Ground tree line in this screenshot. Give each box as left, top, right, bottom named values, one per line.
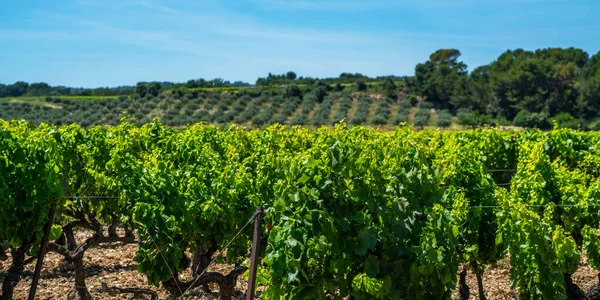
left=409, top=47, right=600, bottom=128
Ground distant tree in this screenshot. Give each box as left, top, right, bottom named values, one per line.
left=314, top=87, right=327, bottom=103
left=406, top=94, right=418, bottom=106
left=394, top=111, right=410, bottom=125
left=398, top=100, right=413, bottom=110
left=6, top=81, right=29, bottom=97
left=436, top=109, right=453, bottom=127
left=356, top=80, right=367, bottom=92
left=135, top=82, right=148, bottom=97
left=413, top=109, right=430, bottom=128
left=186, top=79, right=199, bottom=88
left=27, top=82, right=51, bottom=96
left=485, top=48, right=589, bottom=119
left=286, top=71, right=297, bottom=80
left=414, top=49, right=467, bottom=108
left=382, top=78, right=397, bottom=99
left=283, top=84, right=302, bottom=98
left=148, top=82, right=162, bottom=97
left=79, top=89, right=92, bottom=96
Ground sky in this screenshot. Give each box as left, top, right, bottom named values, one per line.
left=0, top=0, right=598, bottom=88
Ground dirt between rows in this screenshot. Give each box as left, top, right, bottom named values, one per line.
left=2, top=229, right=599, bottom=299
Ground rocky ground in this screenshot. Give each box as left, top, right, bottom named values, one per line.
left=1, top=229, right=599, bottom=299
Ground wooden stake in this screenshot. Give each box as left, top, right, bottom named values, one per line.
left=28, top=206, right=56, bottom=300
left=246, top=206, right=264, bottom=300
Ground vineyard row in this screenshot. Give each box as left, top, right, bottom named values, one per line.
left=1, top=120, right=600, bottom=299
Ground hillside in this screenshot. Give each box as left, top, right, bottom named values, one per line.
left=0, top=86, right=432, bottom=129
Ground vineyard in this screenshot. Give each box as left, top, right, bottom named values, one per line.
left=2, top=119, right=600, bottom=299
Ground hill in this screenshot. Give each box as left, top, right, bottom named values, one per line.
left=0, top=82, right=422, bottom=129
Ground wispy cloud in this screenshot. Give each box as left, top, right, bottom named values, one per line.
left=68, top=0, right=375, bottom=45
left=0, top=29, right=77, bottom=41
left=251, top=0, right=400, bottom=11
left=137, top=1, right=182, bottom=14
left=252, top=0, right=483, bottom=11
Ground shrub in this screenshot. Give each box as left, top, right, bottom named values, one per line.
left=314, top=86, right=327, bottom=103
left=407, top=95, right=418, bottom=106
left=418, top=101, right=434, bottom=109
left=457, top=109, right=495, bottom=127
left=394, top=113, right=409, bottom=125
left=283, top=84, right=302, bottom=98
left=436, top=110, right=452, bottom=127
left=356, top=81, right=367, bottom=92
left=550, top=112, right=580, bottom=129
left=399, top=100, right=413, bottom=110
left=513, top=110, right=549, bottom=129
left=413, top=109, right=430, bottom=128
left=371, top=114, right=388, bottom=125
left=588, top=118, right=600, bottom=131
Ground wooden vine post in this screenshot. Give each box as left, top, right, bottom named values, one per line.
left=246, top=206, right=264, bottom=300
left=28, top=205, right=56, bottom=300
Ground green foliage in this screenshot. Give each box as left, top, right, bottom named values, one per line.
left=283, top=84, right=302, bottom=98
left=436, top=109, right=452, bottom=127
left=286, top=71, right=297, bottom=80
left=588, top=118, right=600, bottom=131
left=550, top=112, right=580, bottom=129
left=350, top=96, right=372, bottom=125
left=457, top=108, right=494, bottom=127
left=407, top=94, right=418, bottom=106
left=398, top=99, right=413, bottom=110
left=382, top=78, right=397, bottom=99
left=414, top=49, right=467, bottom=108
left=332, top=96, right=352, bottom=124
left=413, top=108, right=430, bottom=127
left=393, top=109, right=410, bottom=125
left=356, top=80, right=367, bottom=92
left=1, top=120, right=600, bottom=299
left=513, top=110, right=550, bottom=129
left=418, top=101, right=434, bottom=109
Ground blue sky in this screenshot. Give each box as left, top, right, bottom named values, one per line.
left=0, top=0, right=598, bottom=87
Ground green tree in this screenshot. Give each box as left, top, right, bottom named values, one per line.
left=6, top=81, right=29, bottom=97
left=147, top=82, right=162, bottom=97
left=283, top=84, right=302, bottom=98
left=382, top=78, right=397, bottom=99
left=356, top=80, right=367, bottom=91
left=436, top=109, right=452, bottom=127
left=413, top=108, right=430, bottom=128
left=487, top=48, right=588, bottom=119
left=414, top=49, right=467, bottom=109
left=286, top=71, right=297, bottom=80
left=578, top=51, right=600, bottom=118
left=135, top=82, right=148, bottom=97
